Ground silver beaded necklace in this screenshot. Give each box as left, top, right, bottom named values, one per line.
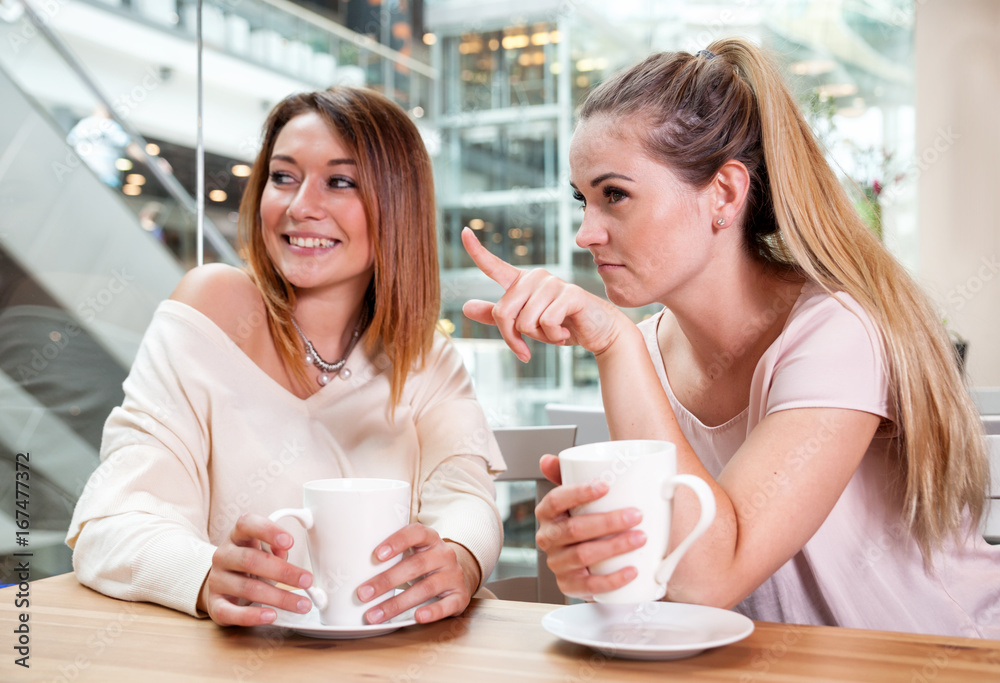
left=290, top=316, right=361, bottom=386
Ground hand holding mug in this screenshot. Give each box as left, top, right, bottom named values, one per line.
left=199, top=513, right=315, bottom=627
left=536, top=440, right=715, bottom=603
left=354, top=524, right=480, bottom=625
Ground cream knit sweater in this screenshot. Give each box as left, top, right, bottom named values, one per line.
left=67, top=300, right=505, bottom=616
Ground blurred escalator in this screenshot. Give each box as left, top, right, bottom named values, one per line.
left=0, top=3, right=235, bottom=581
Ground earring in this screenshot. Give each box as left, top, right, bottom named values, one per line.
left=716, top=218, right=726, bottom=226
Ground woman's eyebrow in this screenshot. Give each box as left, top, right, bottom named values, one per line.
left=269, top=155, right=356, bottom=166
left=590, top=172, right=635, bottom=187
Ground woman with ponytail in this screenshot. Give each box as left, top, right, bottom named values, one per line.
left=462, top=38, right=999, bottom=636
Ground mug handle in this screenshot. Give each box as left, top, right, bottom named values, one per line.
left=267, top=508, right=329, bottom=611
left=653, top=474, right=717, bottom=587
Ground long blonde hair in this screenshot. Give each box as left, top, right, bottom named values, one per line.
left=239, top=87, right=439, bottom=407
left=580, top=39, right=988, bottom=561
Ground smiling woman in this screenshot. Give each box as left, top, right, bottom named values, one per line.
left=66, top=87, right=506, bottom=632
left=257, top=111, right=375, bottom=370
left=237, top=89, right=439, bottom=404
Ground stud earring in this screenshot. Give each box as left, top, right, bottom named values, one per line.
left=716, top=218, right=726, bottom=226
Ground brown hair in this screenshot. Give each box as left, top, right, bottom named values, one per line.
left=580, top=39, right=988, bottom=561
left=238, top=87, right=440, bottom=408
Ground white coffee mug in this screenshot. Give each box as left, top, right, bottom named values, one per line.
left=559, top=440, right=716, bottom=604
left=268, top=478, right=411, bottom=625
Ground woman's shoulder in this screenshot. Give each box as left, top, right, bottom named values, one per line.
left=168, top=264, right=267, bottom=344
left=790, top=282, right=879, bottom=337
left=403, top=330, right=474, bottom=395
left=774, top=281, right=887, bottom=376
left=423, top=328, right=467, bottom=373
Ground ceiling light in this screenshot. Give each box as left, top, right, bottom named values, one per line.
left=789, top=59, right=837, bottom=76
left=209, top=189, right=228, bottom=202
left=126, top=173, right=146, bottom=186
left=576, top=58, right=607, bottom=73
left=502, top=35, right=530, bottom=50
left=816, top=83, right=858, bottom=99
left=231, top=164, right=252, bottom=177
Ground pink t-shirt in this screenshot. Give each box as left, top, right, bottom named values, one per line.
left=639, top=281, right=1000, bottom=637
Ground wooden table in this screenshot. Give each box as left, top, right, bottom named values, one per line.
left=2, top=573, right=999, bottom=682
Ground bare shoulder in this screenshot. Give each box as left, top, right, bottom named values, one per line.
left=169, top=263, right=267, bottom=343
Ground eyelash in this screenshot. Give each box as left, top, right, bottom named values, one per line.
left=268, top=172, right=356, bottom=189
left=603, top=186, right=627, bottom=203
left=572, top=186, right=628, bottom=208
left=328, top=176, right=355, bottom=189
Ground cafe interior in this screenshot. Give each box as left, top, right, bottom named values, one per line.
left=0, top=0, right=998, bottom=679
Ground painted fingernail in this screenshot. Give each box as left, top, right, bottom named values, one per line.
left=275, top=533, right=292, bottom=548
left=296, top=599, right=311, bottom=613
left=367, top=608, right=384, bottom=624
left=358, top=585, right=375, bottom=601
left=623, top=508, right=642, bottom=525
left=298, top=574, right=312, bottom=589
left=260, top=609, right=277, bottom=624
left=376, top=545, right=392, bottom=561
left=628, top=530, right=646, bottom=547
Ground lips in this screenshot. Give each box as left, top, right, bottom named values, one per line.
left=593, top=257, right=624, bottom=269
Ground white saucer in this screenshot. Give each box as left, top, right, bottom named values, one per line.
left=268, top=590, right=419, bottom=640
left=542, top=601, right=754, bottom=660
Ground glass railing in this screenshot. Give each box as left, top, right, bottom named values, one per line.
left=82, top=0, right=436, bottom=113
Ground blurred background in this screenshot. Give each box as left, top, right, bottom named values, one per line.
left=0, top=0, right=996, bottom=583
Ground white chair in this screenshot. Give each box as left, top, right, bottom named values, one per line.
left=486, top=425, right=576, bottom=604
left=982, top=416, right=1000, bottom=437
left=971, top=387, right=1000, bottom=416
left=545, top=403, right=609, bottom=446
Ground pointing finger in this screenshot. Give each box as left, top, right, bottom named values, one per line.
left=462, top=227, right=521, bottom=290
